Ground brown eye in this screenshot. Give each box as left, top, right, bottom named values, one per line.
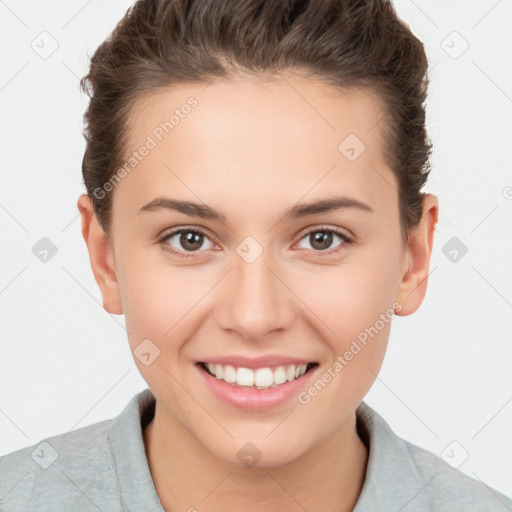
left=309, top=231, right=334, bottom=251
left=161, top=229, right=215, bottom=256
left=297, top=227, right=353, bottom=253
left=178, top=231, right=204, bottom=251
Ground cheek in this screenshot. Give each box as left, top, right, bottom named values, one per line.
left=302, top=255, right=398, bottom=336
left=290, top=265, right=395, bottom=426
left=293, top=249, right=399, bottom=379
left=116, top=264, right=209, bottom=399
left=114, top=246, right=195, bottom=350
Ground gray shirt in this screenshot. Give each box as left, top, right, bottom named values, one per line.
left=1, top=388, right=511, bottom=511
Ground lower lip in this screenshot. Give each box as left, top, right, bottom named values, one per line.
left=195, top=363, right=319, bottom=411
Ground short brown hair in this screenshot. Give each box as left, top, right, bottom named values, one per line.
left=80, top=0, right=432, bottom=243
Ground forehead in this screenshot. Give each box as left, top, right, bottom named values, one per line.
left=127, top=73, right=387, bottom=155
left=115, top=73, right=396, bottom=220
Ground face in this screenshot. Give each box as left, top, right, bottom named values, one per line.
left=79, top=72, right=437, bottom=468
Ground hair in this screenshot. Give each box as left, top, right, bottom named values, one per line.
left=80, top=0, right=432, bottom=244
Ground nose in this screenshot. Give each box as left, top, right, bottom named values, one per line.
left=215, top=248, right=298, bottom=343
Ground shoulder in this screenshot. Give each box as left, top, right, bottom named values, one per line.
left=402, top=436, right=512, bottom=511
left=0, top=417, right=121, bottom=512
left=355, top=401, right=512, bottom=512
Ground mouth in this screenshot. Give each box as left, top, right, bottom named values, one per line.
left=197, top=361, right=319, bottom=390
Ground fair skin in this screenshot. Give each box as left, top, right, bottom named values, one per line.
left=78, top=72, right=438, bottom=512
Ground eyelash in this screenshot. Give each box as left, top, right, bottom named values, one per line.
left=157, top=225, right=354, bottom=259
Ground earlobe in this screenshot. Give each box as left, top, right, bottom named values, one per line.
left=394, top=193, right=439, bottom=316
left=77, top=194, right=123, bottom=315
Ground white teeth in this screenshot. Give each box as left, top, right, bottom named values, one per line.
left=236, top=367, right=255, bottom=386
left=204, top=362, right=311, bottom=389
left=223, top=365, right=237, bottom=383
left=214, top=364, right=224, bottom=380
left=254, top=368, right=274, bottom=387
left=274, top=366, right=287, bottom=385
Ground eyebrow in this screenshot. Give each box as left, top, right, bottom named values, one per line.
left=138, top=195, right=373, bottom=222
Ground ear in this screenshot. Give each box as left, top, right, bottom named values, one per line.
left=394, top=193, right=439, bottom=316
left=77, top=194, right=123, bottom=314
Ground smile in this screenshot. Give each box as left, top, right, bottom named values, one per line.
left=199, top=362, right=318, bottom=389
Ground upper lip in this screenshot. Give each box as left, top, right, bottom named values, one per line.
left=198, top=355, right=317, bottom=370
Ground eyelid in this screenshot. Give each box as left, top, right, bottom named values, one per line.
left=296, top=223, right=355, bottom=243
left=157, top=224, right=216, bottom=242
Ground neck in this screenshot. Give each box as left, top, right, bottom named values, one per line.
left=143, top=402, right=368, bottom=512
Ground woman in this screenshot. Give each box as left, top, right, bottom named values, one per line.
left=1, top=0, right=510, bottom=510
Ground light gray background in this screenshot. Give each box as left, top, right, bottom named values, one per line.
left=1, top=0, right=511, bottom=500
